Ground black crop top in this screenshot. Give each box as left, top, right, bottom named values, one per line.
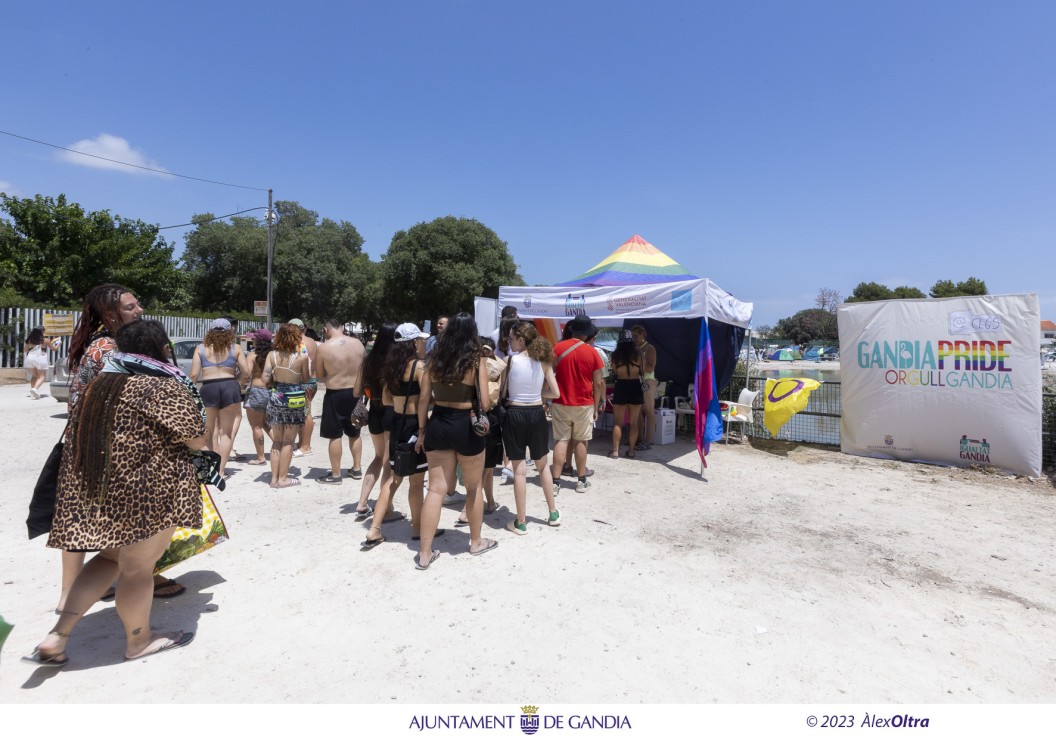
left=391, top=360, right=421, bottom=397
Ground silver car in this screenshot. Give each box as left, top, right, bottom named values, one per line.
left=50, top=336, right=203, bottom=402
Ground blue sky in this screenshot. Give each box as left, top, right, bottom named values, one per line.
left=3, top=1, right=1053, bottom=327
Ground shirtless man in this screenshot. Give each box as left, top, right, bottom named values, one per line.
left=314, top=318, right=366, bottom=484
left=288, top=318, right=318, bottom=456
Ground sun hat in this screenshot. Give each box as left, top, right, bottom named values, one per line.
left=287, top=318, right=305, bottom=329
left=394, top=323, right=429, bottom=342
left=209, top=318, right=231, bottom=331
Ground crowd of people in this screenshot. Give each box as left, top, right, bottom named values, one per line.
left=22, top=284, right=664, bottom=665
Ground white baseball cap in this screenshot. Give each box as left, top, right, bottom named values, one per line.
left=394, top=323, right=429, bottom=342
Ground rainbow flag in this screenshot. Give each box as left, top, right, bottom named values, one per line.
left=695, top=318, right=724, bottom=466
left=557, top=234, right=697, bottom=286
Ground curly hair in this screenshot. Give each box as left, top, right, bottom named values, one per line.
left=363, top=322, right=397, bottom=394
left=511, top=321, right=553, bottom=364
left=115, top=320, right=171, bottom=362
left=382, top=339, right=420, bottom=395
left=203, top=326, right=235, bottom=355
left=272, top=324, right=301, bottom=354
left=427, top=312, right=480, bottom=384
left=67, top=283, right=131, bottom=371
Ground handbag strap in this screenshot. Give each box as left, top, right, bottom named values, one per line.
left=401, top=359, right=419, bottom=417
left=497, top=356, right=512, bottom=406
left=555, top=339, right=586, bottom=367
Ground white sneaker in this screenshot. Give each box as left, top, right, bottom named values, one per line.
left=29, top=388, right=40, bottom=399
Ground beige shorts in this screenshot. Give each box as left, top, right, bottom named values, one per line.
left=550, top=403, right=594, bottom=442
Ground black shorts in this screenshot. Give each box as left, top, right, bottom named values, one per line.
left=612, top=379, right=644, bottom=406
left=388, top=411, right=426, bottom=476
left=199, top=378, right=242, bottom=409
left=424, top=406, right=486, bottom=457
left=502, top=405, right=550, bottom=462
left=320, top=388, right=361, bottom=439
left=484, top=437, right=505, bottom=468
left=368, top=399, right=386, bottom=435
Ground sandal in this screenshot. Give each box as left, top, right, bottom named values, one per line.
left=455, top=517, right=470, bottom=527
left=247, top=459, right=267, bottom=466
left=380, top=511, right=406, bottom=524
left=607, top=450, right=619, bottom=459
left=361, top=534, right=385, bottom=549
left=415, top=550, right=440, bottom=570
left=153, top=578, right=186, bottom=599
left=273, top=478, right=301, bottom=488
left=22, top=648, right=69, bottom=667
left=353, top=506, right=372, bottom=519
left=470, top=538, right=499, bottom=556
left=125, top=631, right=195, bottom=660
left=625, top=450, right=636, bottom=458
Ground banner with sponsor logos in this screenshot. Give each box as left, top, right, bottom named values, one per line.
left=838, top=294, right=1041, bottom=477
left=498, top=279, right=752, bottom=328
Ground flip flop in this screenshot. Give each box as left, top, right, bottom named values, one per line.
left=470, top=538, right=499, bottom=556
left=411, top=528, right=446, bottom=541
left=415, top=550, right=440, bottom=570
left=454, top=518, right=470, bottom=527
left=22, top=649, right=69, bottom=667
left=361, top=535, right=385, bottom=549
left=607, top=450, right=619, bottom=459
left=100, top=587, right=117, bottom=602
left=274, top=478, right=302, bottom=488
left=380, top=511, right=406, bottom=524
left=125, top=631, right=195, bottom=661
left=353, top=506, right=372, bottom=519
left=247, top=459, right=268, bottom=466
left=153, top=579, right=186, bottom=599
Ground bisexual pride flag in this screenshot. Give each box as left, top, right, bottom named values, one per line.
left=695, top=318, right=724, bottom=466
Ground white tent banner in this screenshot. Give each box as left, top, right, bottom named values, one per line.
left=838, top=294, right=1042, bottom=477
left=499, top=279, right=752, bottom=328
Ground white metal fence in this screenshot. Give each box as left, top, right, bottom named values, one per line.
left=1, top=306, right=268, bottom=369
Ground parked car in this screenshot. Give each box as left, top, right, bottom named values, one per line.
left=51, top=336, right=203, bottom=403
left=820, top=349, right=840, bottom=362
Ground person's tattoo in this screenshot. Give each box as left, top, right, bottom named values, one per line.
left=132, top=627, right=142, bottom=635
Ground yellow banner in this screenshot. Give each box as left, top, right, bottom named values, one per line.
left=763, top=377, right=821, bottom=435
left=43, top=313, right=75, bottom=336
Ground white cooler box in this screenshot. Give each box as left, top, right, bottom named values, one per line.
left=658, top=409, right=676, bottom=445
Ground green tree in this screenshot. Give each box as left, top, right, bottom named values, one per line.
left=0, top=193, right=182, bottom=307
left=773, top=308, right=837, bottom=344
left=180, top=214, right=268, bottom=313
left=846, top=281, right=927, bottom=302
left=271, top=201, right=371, bottom=324
left=930, top=277, right=988, bottom=298
left=379, top=216, right=524, bottom=322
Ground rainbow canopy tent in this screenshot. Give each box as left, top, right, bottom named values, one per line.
left=499, top=235, right=753, bottom=466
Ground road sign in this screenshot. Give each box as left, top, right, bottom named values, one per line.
left=254, top=301, right=269, bottom=317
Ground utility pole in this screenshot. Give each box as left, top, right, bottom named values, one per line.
left=266, top=188, right=274, bottom=328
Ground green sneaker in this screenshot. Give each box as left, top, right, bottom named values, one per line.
left=506, top=520, right=528, bottom=536
left=547, top=509, right=561, bottom=527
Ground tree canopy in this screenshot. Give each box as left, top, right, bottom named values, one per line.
left=929, top=277, right=988, bottom=298
left=845, top=281, right=927, bottom=302
left=0, top=193, right=182, bottom=307
left=379, top=216, right=524, bottom=322
left=773, top=308, right=837, bottom=344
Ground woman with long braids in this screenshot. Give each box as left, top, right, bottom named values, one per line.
left=361, top=323, right=428, bottom=547
left=502, top=320, right=561, bottom=535
left=263, top=323, right=311, bottom=488
left=352, top=323, right=396, bottom=518
left=190, top=319, right=250, bottom=478
left=241, top=329, right=274, bottom=466
left=55, top=285, right=185, bottom=605
left=24, top=320, right=204, bottom=665
left=414, top=312, right=497, bottom=570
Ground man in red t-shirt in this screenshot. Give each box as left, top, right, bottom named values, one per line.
left=551, top=314, right=605, bottom=491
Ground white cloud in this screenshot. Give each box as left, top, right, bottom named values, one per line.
left=57, top=133, right=169, bottom=176
left=0, top=179, right=17, bottom=195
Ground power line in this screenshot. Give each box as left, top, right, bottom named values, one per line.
left=0, top=129, right=268, bottom=192
left=158, top=207, right=268, bottom=230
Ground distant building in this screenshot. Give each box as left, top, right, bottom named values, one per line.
left=1042, top=320, right=1056, bottom=342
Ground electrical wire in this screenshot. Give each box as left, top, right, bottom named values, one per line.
left=158, top=207, right=269, bottom=230
left=0, top=129, right=268, bottom=192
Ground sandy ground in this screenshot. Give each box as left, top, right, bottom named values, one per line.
left=1, top=381, right=1054, bottom=704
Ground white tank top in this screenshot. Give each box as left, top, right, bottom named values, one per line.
left=506, top=353, right=544, bottom=404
